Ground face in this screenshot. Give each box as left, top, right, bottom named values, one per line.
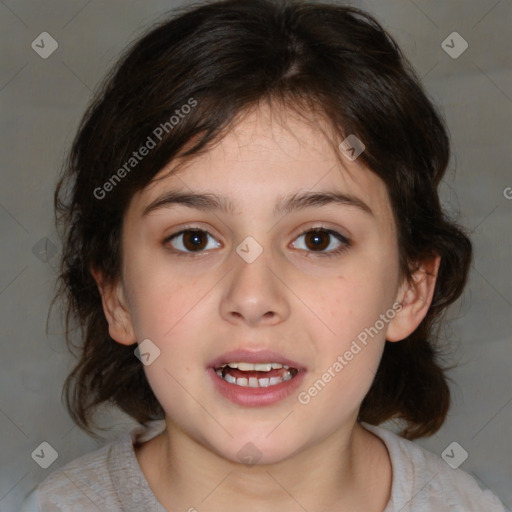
left=108, top=104, right=408, bottom=465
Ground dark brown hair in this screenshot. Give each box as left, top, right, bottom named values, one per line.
left=54, top=0, right=472, bottom=441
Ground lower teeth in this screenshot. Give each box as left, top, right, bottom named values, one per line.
left=215, top=369, right=295, bottom=387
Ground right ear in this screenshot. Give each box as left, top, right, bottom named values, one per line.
left=91, top=267, right=137, bottom=346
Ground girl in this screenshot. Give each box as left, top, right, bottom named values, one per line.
left=21, top=0, right=507, bottom=510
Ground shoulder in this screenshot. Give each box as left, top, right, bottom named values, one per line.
left=21, top=420, right=166, bottom=512
left=27, top=438, right=119, bottom=512
left=362, top=422, right=507, bottom=512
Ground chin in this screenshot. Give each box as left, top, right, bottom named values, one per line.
left=210, top=431, right=305, bottom=467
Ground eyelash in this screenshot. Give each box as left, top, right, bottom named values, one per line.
left=163, top=225, right=351, bottom=259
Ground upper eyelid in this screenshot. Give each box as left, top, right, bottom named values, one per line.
left=165, top=224, right=220, bottom=242
left=166, top=223, right=348, bottom=236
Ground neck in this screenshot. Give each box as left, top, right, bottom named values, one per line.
left=136, top=417, right=392, bottom=512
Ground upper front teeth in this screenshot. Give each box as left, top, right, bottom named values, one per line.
left=220, top=362, right=290, bottom=371
left=218, top=371, right=294, bottom=387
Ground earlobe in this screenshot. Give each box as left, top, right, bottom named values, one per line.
left=91, top=267, right=137, bottom=346
left=386, top=254, right=441, bottom=342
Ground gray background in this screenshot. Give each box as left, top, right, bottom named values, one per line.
left=1, top=0, right=511, bottom=510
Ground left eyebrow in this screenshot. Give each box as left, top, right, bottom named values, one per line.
left=142, top=189, right=374, bottom=218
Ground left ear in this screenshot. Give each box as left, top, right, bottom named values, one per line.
left=386, top=253, right=441, bottom=342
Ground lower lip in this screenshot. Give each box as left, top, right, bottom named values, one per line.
left=207, top=367, right=306, bottom=407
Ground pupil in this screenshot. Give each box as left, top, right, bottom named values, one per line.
left=307, top=230, right=328, bottom=251
left=184, top=230, right=206, bottom=251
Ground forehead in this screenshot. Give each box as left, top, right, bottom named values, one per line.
left=128, top=104, right=395, bottom=228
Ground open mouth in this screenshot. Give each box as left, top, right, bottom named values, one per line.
left=214, top=362, right=300, bottom=388
left=208, top=350, right=306, bottom=406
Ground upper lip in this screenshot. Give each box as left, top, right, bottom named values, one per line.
left=208, top=349, right=307, bottom=371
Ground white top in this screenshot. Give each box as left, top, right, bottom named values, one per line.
left=20, top=420, right=508, bottom=511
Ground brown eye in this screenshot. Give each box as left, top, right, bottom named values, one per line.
left=167, top=229, right=221, bottom=254
left=182, top=230, right=208, bottom=251
left=292, top=228, right=350, bottom=257
left=304, top=230, right=330, bottom=251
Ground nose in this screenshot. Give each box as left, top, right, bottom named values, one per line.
left=219, top=243, right=291, bottom=327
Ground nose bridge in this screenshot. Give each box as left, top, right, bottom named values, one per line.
left=220, top=236, right=289, bottom=325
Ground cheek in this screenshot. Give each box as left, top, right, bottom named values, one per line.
left=300, top=251, right=397, bottom=400
left=124, top=245, right=202, bottom=341
left=127, top=276, right=208, bottom=414
left=312, top=264, right=397, bottom=345
left=298, top=277, right=390, bottom=417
